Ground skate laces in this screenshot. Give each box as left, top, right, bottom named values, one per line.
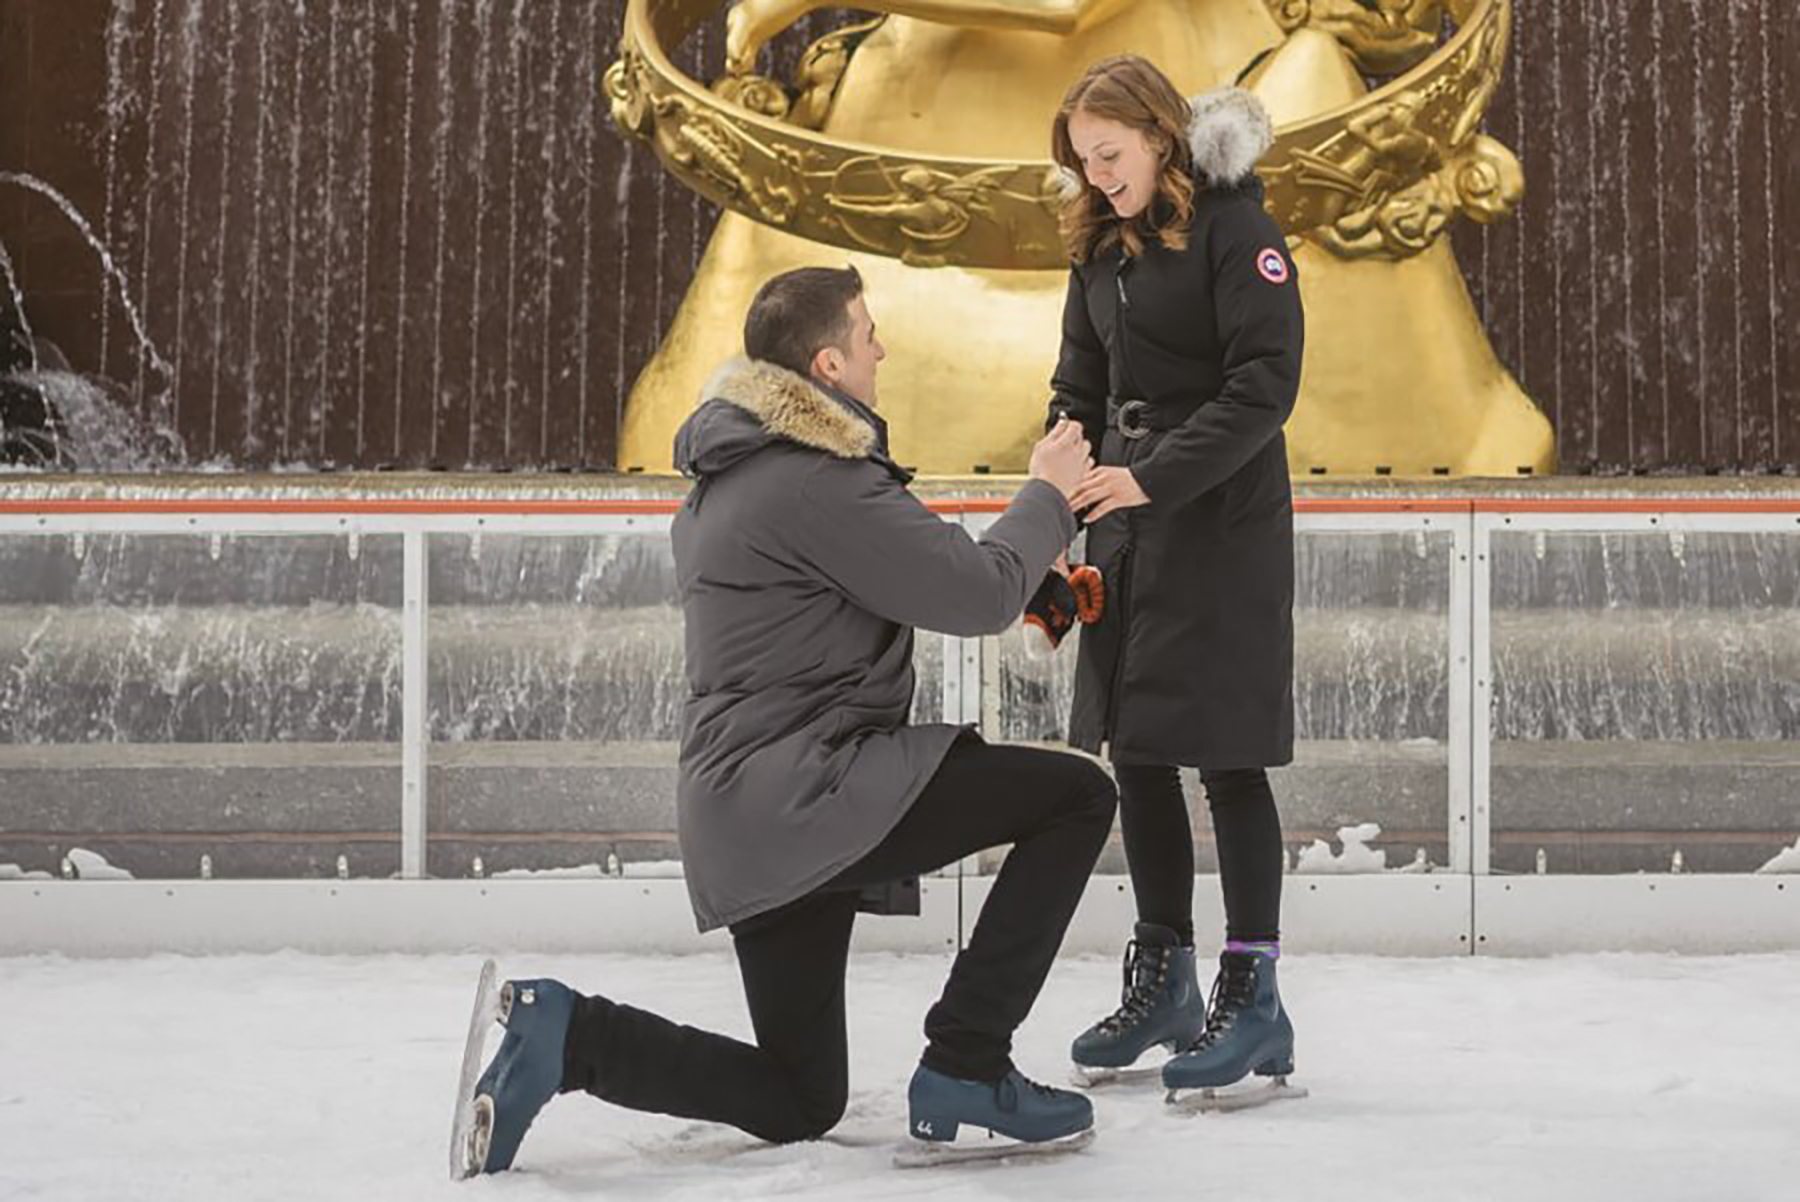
left=1190, top=964, right=1257, bottom=1049
left=996, top=1071, right=1066, bottom=1113
left=1096, top=939, right=1169, bottom=1034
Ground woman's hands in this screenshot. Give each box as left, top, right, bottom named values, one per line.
left=1069, top=466, right=1150, bottom=523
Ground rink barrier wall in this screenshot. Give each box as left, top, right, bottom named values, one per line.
left=5, top=875, right=1794, bottom=957
left=2, top=495, right=1798, bottom=956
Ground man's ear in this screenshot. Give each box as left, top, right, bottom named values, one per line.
left=812, top=344, right=843, bottom=383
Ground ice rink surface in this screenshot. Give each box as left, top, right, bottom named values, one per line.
left=3, top=950, right=1797, bottom=1201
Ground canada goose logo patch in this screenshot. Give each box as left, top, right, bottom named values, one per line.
left=1255, top=248, right=1290, bottom=285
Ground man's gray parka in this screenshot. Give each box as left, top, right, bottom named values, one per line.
left=671, top=357, right=1076, bottom=932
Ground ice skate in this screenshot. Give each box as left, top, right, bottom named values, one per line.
left=895, top=1063, right=1096, bottom=1167
left=450, top=967, right=576, bottom=1178
left=1163, top=951, right=1307, bottom=1114
left=1069, top=922, right=1205, bottom=1088
left=448, top=959, right=501, bottom=1180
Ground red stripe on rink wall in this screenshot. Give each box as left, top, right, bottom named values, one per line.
left=2, top=497, right=1798, bottom=517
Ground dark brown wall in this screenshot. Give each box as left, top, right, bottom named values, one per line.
left=1454, top=0, right=1800, bottom=473
left=2, top=1, right=1795, bottom=473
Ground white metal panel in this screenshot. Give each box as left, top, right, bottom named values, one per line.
left=970, top=873, right=1474, bottom=958
left=400, top=531, right=429, bottom=879
left=1447, top=516, right=1474, bottom=875
left=1480, top=512, right=1800, bottom=535
left=1473, top=876, right=1800, bottom=954
left=0, top=513, right=676, bottom=537
left=0, top=878, right=964, bottom=957
left=1471, top=513, right=1496, bottom=876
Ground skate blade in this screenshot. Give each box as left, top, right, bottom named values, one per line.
left=448, top=958, right=501, bottom=1180
left=892, top=1125, right=1095, bottom=1169
left=1165, top=1076, right=1309, bottom=1115
left=1069, top=1063, right=1163, bottom=1089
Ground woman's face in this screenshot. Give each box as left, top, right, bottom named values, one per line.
left=1067, top=109, right=1162, bottom=220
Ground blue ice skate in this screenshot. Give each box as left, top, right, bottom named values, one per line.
left=1069, top=922, right=1205, bottom=1085
left=898, top=1062, right=1095, bottom=1166
left=453, top=972, right=575, bottom=1177
left=1161, top=951, right=1307, bottom=1113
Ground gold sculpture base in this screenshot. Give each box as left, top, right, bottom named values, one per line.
left=619, top=212, right=1061, bottom=474
left=1284, top=238, right=1552, bottom=476
left=618, top=212, right=1553, bottom=476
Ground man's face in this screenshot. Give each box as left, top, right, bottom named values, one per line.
left=812, top=295, right=886, bottom=407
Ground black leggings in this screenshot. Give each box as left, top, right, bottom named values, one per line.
left=1114, top=763, right=1283, bottom=946
left=559, top=736, right=1117, bottom=1143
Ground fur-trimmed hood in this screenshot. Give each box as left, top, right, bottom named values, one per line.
left=1187, top=87, right=1274, bottom=188
left=1051, top=86, right=1274, bottom=199
left=675, top=356, right=885, bottom=479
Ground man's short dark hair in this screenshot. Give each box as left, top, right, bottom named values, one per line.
left=744, top=266, right=864, bottom=378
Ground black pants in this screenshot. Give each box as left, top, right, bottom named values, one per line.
left=1114, top=764, right=1283, bottom=947
left=559, top=735, right=1117, bottom=1144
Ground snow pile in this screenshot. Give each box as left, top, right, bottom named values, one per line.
left=0, top=863, right=53, bottom=880
left=1756, top=837, right=1800, bottom=874
left=65, top=848, right=135, bottom=880
left=1294, top=822, right=1389, bottom=873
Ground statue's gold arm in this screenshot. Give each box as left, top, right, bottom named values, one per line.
left=727, top=0, right=1135, bottom=73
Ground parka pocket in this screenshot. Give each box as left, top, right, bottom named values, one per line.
left=1223, top=447, right=1289, bottom=529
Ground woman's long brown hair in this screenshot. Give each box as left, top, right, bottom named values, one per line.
left=1052, top=55, right=1196, bottom=264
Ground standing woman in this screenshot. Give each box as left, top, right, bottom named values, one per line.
left=1046, top=55, right=1305, bottom=1094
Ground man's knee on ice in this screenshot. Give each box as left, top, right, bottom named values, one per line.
left=767, top=1088, right=848, bottom=1144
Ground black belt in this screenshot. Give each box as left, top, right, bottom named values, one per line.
left=1106, top=396, right=1200, bottom=440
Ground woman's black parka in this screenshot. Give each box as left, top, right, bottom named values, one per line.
left=1050, top=88, right=1305, bottom=768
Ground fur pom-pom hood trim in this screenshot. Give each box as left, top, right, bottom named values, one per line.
left=1187, top=87, right=1274, bottom=187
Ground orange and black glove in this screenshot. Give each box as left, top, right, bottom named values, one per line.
left=1022, top=564, right=1104, bottom=658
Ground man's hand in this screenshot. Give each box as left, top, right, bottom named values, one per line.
left=1029, top=418, right=1093, bottom=505
left=1069, top=465, right=1150, bottom=523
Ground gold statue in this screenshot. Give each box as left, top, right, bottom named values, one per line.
left=608, top=0, right=1554, bottom=477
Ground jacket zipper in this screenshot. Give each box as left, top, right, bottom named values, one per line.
left=1103, top=542, right=1134, bottom=747
left=1114, top=261, right=1138, bottom=397
left=1103, top=257, right=1138, bottom=749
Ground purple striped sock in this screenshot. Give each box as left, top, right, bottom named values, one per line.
left=1225, top=940, right=1280, bottom=961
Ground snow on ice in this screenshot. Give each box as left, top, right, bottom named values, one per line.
left=1, top=950, right=1797, bottom=1200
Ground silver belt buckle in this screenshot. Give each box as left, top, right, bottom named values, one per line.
left=1116, top=399, right=1151, bottom=440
